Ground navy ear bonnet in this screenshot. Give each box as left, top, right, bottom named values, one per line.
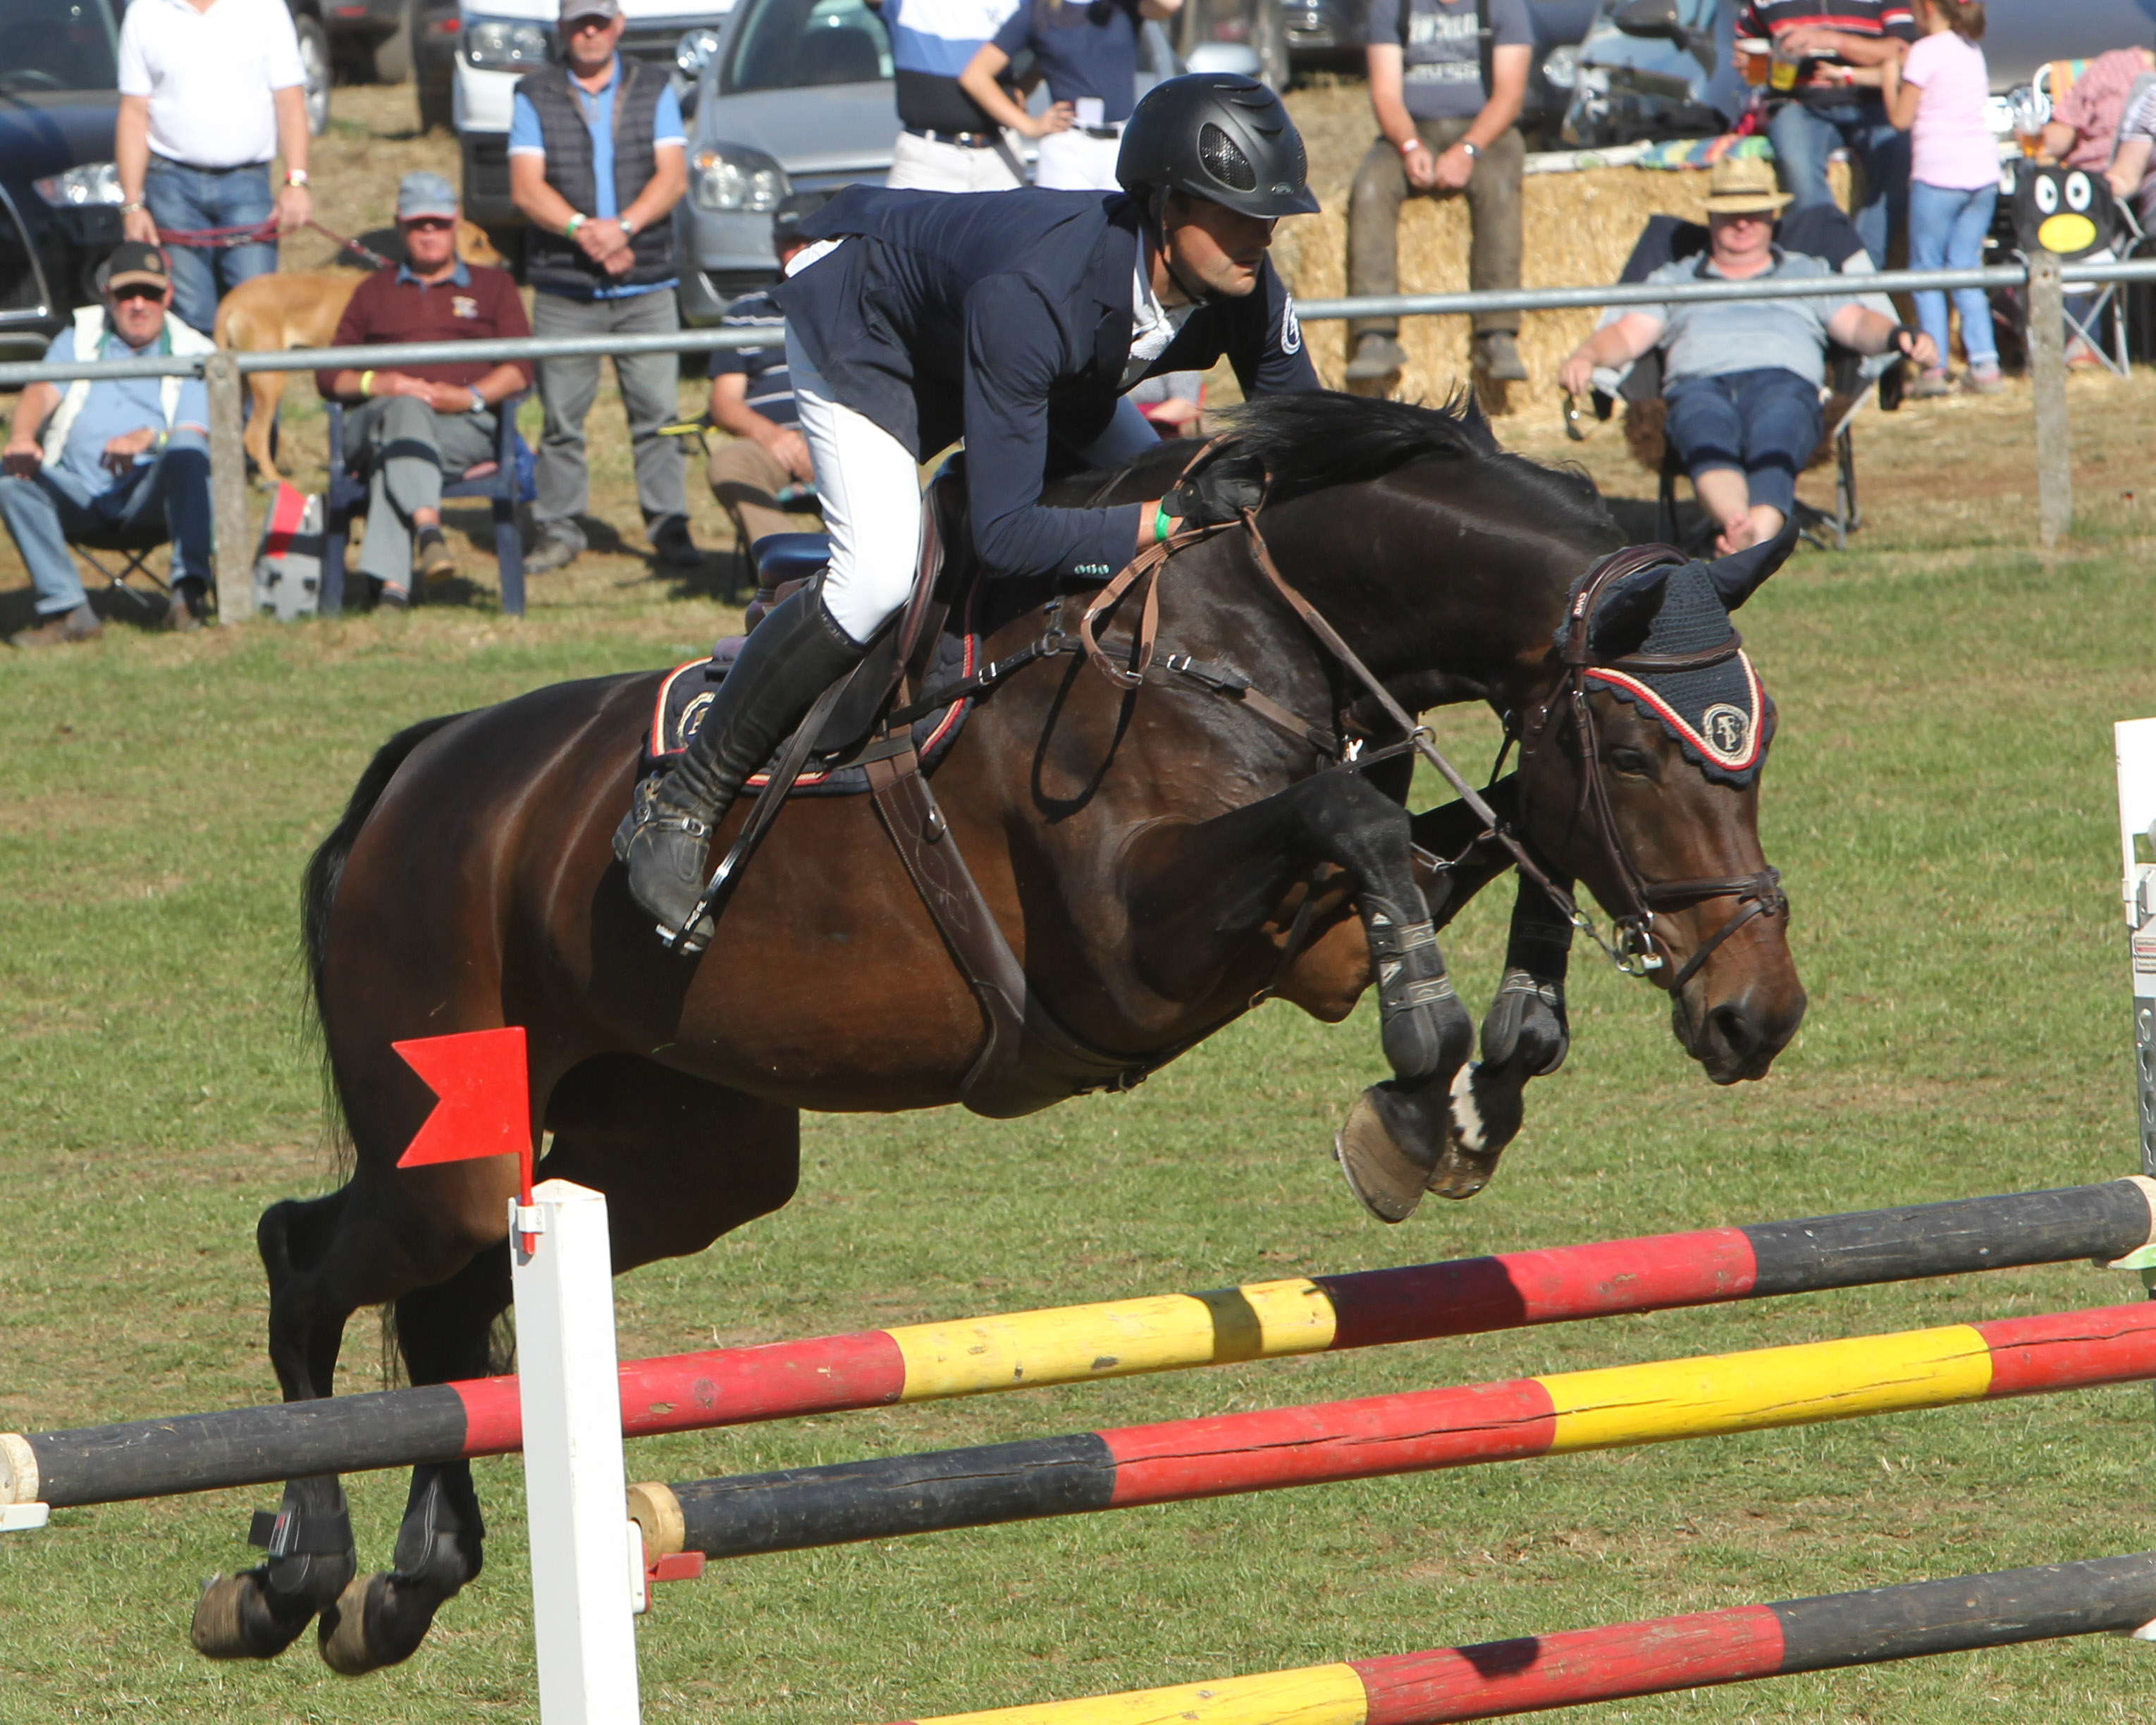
left=1557, top=555, right=1774, bottom=788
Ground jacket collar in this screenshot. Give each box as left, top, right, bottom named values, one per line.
left=1090, top=195, right=1143, bottom=380
left=397, top=258, right=473, bottom=288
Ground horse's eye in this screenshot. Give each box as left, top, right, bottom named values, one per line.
left=1609, top=747, right=1653, bottom=776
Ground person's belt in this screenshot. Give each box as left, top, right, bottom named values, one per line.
left=906, top=125, right=1002, bottom=148
left=1083, top=123, right=1123, bottom=140
left=148, top=154, right=274, bottom=175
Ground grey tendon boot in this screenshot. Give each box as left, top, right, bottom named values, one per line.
left=618, top=586, right=868, bottom=945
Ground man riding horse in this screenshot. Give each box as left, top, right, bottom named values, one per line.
left=618, top=72, right=1324, bottom=943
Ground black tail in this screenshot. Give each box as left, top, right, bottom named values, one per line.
left=302, top=711, right=469, bottom=1032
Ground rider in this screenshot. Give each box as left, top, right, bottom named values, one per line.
left=621, top=72, right=1322, bottom=942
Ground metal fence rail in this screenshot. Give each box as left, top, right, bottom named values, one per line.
left=0, top=251, right=2127, bottom=618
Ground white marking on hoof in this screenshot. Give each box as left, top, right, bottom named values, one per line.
left=1449, top=1062, right=1486, bottom=1153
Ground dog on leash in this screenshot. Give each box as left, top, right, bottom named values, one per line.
left=213, top=220, right=506, bottom=484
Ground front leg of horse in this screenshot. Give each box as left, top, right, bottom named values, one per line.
left=1427, top=873, right=1575, bottom=1201
left=1125, top=771, right=1472, bottom=1222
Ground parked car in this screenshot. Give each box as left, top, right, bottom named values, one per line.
left=675, top=0, right=1178, bottom=317
left=1563, top=0, right=2156, bottom=149
left=415, top=0, right=462, bottom=129
left=452, top=0, right=740, bottom=247
left=328, top=0, right=421, bottom=83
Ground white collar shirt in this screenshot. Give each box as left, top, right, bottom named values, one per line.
left=117, top=0, right=308, bottom=170
left=1122, top=243, right=1195, bottom=389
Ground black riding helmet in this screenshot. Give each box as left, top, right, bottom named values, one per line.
left=1116, top=73, right=1320, bottom=219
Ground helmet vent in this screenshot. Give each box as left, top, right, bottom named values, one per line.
left=1197, top=122, right=1257, bottom=192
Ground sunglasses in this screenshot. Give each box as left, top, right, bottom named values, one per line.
left=402, top=216, right=456, bottom=231
left=565, top=13, right=615, bottom=30
left=111, top=283, right=167, bottom=302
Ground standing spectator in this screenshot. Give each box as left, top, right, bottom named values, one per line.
left=1874, top=0, right=1999, bottom=395
left=704, top=198, right=820, bottom=557
left=0, top=242, right=215, bottom=646
left=1739, top=0, right=1915, bottom=268
left=878, top=0, right=1030, bottom=190
left=509, top=0, right=696, bottom=576
left=958, top=0, right=1183, bottom=192
left=113, top=0, right=314, bottom=339
left=316, top=173, right=533, bottom=608
left=1345, top=0, right=1533, bottom=386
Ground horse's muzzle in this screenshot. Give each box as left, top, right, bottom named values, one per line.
left=1678, top=981, right=1806, bottom=1084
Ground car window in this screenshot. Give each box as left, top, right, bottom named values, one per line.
left=0, top=0, right=118, bottom=94
left=722, top=0, right=892, bottom=94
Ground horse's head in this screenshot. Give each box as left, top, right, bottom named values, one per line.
left=1516, top=527, right=1806, bottom=1084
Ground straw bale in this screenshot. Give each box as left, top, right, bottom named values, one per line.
left=1273, top=137, right=1851, bottom=419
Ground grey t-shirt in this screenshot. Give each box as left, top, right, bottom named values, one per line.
left=1363, top=0, right=1532, bottom=122
left=1623, top=249, right=1871, bottom=391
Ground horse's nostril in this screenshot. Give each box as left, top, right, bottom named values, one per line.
left=1708, top=1003, right=1762, bottom=1062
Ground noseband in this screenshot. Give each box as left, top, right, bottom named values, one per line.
left=1517, top=545, right=1789, bottom=993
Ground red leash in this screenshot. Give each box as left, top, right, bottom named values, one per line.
left=154, top=218, right=393, bottom=270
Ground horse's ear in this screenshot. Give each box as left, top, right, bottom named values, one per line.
left=1587, top=564, right=1671, bottom=661
left=1706, top=515, right=1799, bottom=611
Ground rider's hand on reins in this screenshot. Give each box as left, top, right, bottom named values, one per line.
left=1162, top=449, right=1268, bottom=528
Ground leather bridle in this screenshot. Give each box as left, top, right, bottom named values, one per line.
left=1515, top=544, right=1789, bottom=993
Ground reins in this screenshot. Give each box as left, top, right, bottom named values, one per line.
left=1063, top=453, right=1782, bottom=990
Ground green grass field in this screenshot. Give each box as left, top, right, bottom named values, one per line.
left=3, top=476, right=2155, bottom=1725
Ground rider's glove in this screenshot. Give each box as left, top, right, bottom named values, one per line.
left=1162, top=450, right=1268, bottom=529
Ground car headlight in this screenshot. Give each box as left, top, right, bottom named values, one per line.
left=691, top=145, right=787, bottom=213
left=1541, top=45, right=1579, bottom=90
left=32, top=161, right=123, bottom=207
left=464, top=16, right=550, bottom=70
left=676, top=25, right=723, bottom=79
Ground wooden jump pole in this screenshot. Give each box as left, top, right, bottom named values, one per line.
left=876, top=1553, right=2156, bottom=1725
left=6, top=1179, right=2155, bottom=1514
left=626, top=1301, right=2156, bottom=1566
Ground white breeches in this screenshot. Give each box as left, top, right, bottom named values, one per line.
left=1033, top=128, right=1125, bottom=191
left=785, top=330, right=925, bottom=647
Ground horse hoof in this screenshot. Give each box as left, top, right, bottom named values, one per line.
left=1334, top=1088, right=1437, bottom=1223
left=190, top=1569, right=317, bottom=1661
left=319, top=1572, right=439, bottom=1676
left=1424, top=1144, right=1501, bottom=1201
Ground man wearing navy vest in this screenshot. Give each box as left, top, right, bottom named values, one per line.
left=510, top=0, right=696, bottom=575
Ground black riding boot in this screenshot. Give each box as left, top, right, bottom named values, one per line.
left=619, top=587, right=868, bottom=945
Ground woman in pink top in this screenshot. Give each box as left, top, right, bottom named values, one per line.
left=1876, top=0, right=2001, bottom=393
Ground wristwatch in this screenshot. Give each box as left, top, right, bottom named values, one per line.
left=285, top=168, right=309, bottom=188
left=620, top=216, right=638, bottom=238
left=1460, top=140, right=1481, bottom=161
left=468, top=387, right=486, bottom=412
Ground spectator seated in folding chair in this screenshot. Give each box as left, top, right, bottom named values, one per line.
left=0, top=240, right=216, bottom=647
left=1557, top=158, right=1925, bottom=556
left=312, top=171, right=534, bottom=614
left=2028, top=51, right=2156, bottom=372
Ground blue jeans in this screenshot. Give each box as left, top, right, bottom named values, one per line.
left=0, top=430, right=213, bottom=615
left=1769, top=98, right=1910, bottom=269
left=143, top=155, right=276, bottom=338
left=1906, top=179, right=1999, bottom=369
left=1663, top=368, right=1823, bottom=519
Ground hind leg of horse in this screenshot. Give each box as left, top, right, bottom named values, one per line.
left=191, top=1188, right=365, bottom=1660
left=316, top=1248, right=507, bottom=1676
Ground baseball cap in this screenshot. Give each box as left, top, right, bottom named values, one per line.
left=102, top=240, right=172, bottom=294
left=559, top=0, right=622, bottom=20
left=397, top=170, right=460, bottom=223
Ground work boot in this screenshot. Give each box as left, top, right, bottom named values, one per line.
left=524, top=529, right=580, bottom=575
left=415, top=525, right=456, bottom=582
left=1475, top=331, right=1529, bottom=383
left=10, top=603, right=101, bottom=649
left=651, top=516, right=701, bottom=570
left=1344, top=332, right=1406, bottom=384
left=617, top=585, right=867, bottom=947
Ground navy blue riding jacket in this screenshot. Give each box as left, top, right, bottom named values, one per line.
left=774, top=186, right=1319, bottom=583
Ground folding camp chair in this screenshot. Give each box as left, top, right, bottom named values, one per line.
left=1587, top=205, right=1904, bottom=553
left=320, top=393, right=529, bottom=617
left=68, top=517, right=173, bottom=615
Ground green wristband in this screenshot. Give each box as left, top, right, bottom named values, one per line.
left=1154, top=501, right=1171, bottom=544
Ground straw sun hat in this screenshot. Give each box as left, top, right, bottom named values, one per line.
left=1702, top=155, right=1793, bottom=215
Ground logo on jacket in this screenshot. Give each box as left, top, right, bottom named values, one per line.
left=1281, top=294, right=1302, bottom=355
left=452, top=295, right=480, bottom=319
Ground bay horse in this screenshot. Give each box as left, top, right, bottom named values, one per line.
left=193, top=393, right=1805, bottom=1674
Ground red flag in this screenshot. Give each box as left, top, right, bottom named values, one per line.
left=394, top=1028, right=532, bottom=1203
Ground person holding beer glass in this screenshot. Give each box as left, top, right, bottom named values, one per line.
left=1735, top=0, right=1915, bottom=267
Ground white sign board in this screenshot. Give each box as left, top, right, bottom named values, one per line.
left=2114, top=719, right=2156, bottom=1176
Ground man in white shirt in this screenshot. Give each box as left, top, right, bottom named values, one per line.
left=113, top=0, right=314, bottom=338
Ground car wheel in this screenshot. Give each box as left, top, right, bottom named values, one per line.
left=295, top=11, right=332, bottom=134
left=371, top=0, right=417, bottom=82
